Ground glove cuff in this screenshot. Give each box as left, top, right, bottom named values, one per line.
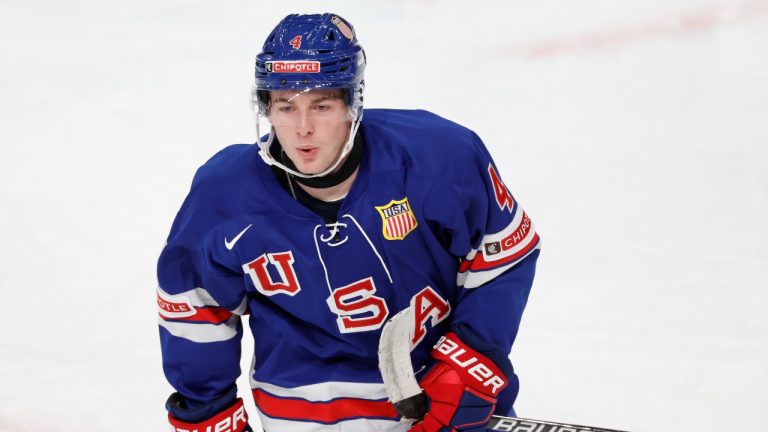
left=431, top=332, right=509, bottom=397
left=168, top=397, right=250, bottom=432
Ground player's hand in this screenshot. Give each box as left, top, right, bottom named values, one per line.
left=408, top=332, right=508, bottom=432
left=167, top=395, right=253, bottom=432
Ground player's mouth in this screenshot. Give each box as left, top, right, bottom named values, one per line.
left=296, top=147, right=319, bottom=159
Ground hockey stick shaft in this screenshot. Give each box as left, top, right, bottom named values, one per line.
left=486, top=414, right=628, bottom=432
left=378, top=310, right=630, bottom=432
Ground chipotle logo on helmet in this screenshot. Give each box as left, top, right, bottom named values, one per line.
left=265, top=61, right=320, bottom=73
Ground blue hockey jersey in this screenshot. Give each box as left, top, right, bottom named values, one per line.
left=157, top=109, right=540, bottom=432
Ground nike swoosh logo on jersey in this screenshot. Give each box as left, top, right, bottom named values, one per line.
left=225, top=224, right=252, bottom=250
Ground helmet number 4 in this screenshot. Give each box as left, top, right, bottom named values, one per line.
left=289, top=35, right=302, bottom=50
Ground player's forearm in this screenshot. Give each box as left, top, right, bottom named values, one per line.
left=451, top=249, right=539, bottom=352
left=159, top=321, right=244, bottom=402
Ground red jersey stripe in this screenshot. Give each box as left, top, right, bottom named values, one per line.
left=459, top=232, right=539, bottom=275
left=459, top=258, right=473, bottom=273
left=161, top=306, right=233, bottom=324
left=252, top=388, right=399, bottom=424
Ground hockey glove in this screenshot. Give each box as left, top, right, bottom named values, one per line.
left=409, top=332, right=508, bottom=432
left=167, top=393, right=253, bottom=432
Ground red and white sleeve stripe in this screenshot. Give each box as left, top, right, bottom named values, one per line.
left=457, top=209, right=540, bottom=289
left=157, top=287, right=247, bottom=343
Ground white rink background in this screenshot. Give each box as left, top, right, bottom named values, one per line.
left=1, top=1, right=767, bottom=431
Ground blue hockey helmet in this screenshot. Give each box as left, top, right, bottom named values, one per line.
left=252, top=13, right=366, bottom=178
left=253, top=14, right=365, bottom=115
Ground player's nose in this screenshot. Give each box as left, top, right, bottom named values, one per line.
left=295, top=110, right=314, bottom=136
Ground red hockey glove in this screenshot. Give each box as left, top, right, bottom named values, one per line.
left=409, top=333, right=508, bottom=432
left=168, top=397, right=252, bottom=432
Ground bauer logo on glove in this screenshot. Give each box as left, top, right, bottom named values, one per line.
left=433, top=334, right=507, bottom=396
left=408, top=332, right=509, bottom=432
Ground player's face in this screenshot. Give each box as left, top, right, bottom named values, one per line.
left=268, top=89, right=352, bottom=175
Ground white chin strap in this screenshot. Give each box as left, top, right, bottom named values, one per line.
left=255, top=111, right=363, bottom=179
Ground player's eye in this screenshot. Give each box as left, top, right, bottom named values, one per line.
left=277, top=105, right=295, bottom=113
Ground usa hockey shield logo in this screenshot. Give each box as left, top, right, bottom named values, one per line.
left=375, top=197, right=418, bottom=240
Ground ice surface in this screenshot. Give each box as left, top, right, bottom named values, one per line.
left=1, top=0, right=766, bottom=431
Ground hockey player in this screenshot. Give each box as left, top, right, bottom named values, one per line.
left=158, top=13, right=540, bottom=432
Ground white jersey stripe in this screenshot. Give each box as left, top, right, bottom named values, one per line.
left=158, top=315, right=240, bottom=343
left=249, top=378, right=390, bottom=401
left=249, top=379, right=402, bottom=430
left=256, top=410, right=406, bottom=432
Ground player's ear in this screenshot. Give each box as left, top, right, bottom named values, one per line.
left=340, top=89, right=350, bottom=106
left=258, top=90, right=272, bottom=114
